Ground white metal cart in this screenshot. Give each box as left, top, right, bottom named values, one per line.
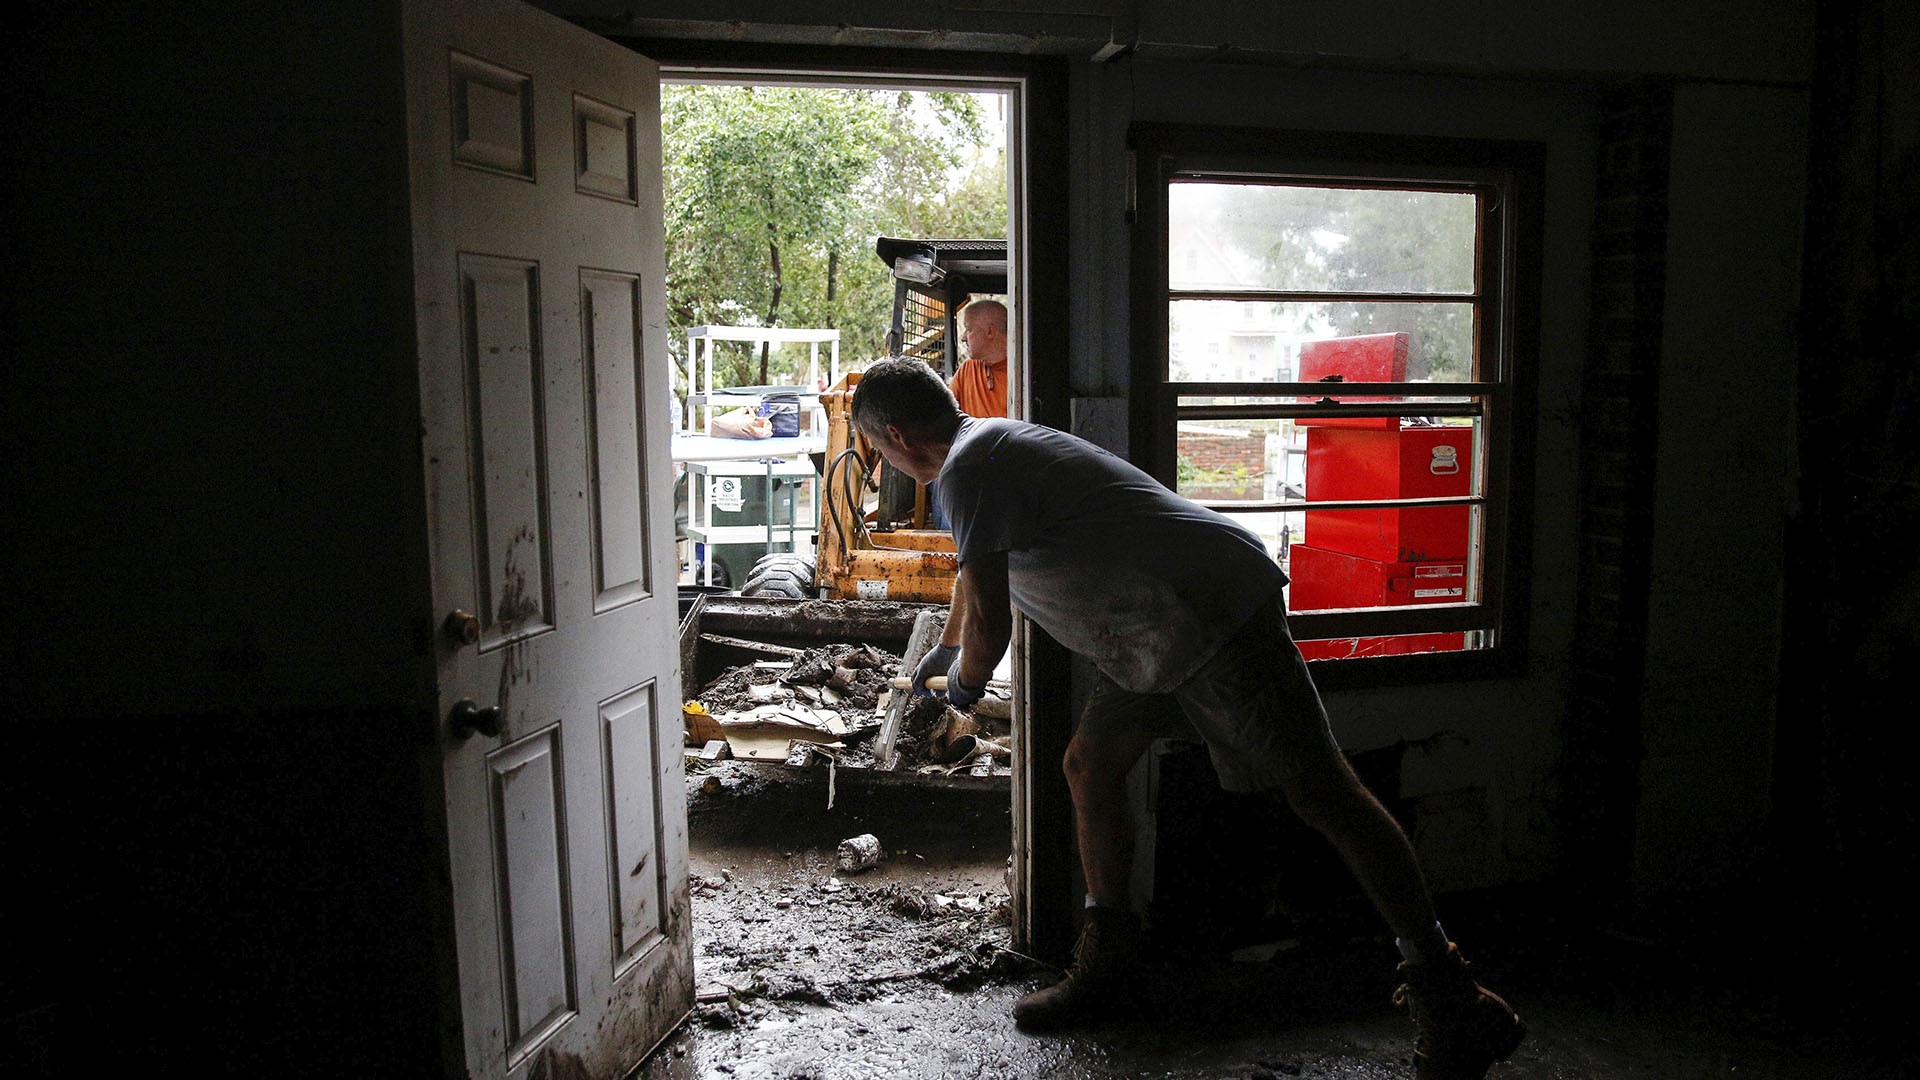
left=680, top=456, right=819, bottom=586
left=681, top=325, right=840, bottom=437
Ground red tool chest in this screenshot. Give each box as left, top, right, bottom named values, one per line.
left=1302, top=425, right=1473, bottom=563
left=1289, top=545, right=1468, bottom=660
left=1295, top=629, right=1466, bottom=660
left=1288, top=332, right=1473, bottom=660
left=1296, top=332, right=1408, bottom=430
left=1288, top=545, right=1467, bottom=609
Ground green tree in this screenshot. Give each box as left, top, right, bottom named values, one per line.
left=1198, top=184, right=1478, bottom=379
left=1319, top=189, right=1476, bottom=380
left=662, top=85, right=1004, bottom=391
left=663, top=86, right=881, bottom=386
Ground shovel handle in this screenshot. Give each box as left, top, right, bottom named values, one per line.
left=890, top=676, right=947, bottom=690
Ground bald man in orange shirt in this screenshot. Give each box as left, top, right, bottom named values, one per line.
left=950, top=299, right=1009, bottom=418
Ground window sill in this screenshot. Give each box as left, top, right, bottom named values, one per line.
left=1303, top=644, right=1527, bottom=692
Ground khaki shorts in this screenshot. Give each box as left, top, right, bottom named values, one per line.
left=1076, top=597, right=1340, bottom=793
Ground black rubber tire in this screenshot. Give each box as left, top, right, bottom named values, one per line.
left=692, top=556, right=732, bottom=589
left=740, top=552, right=816, bottom=600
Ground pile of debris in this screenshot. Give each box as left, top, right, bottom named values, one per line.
left=892, top=694, right=1014, bottom=778
left=683, top=639, right=1013, bottom=778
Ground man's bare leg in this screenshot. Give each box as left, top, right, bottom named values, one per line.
left=1269, top=741, right=1438, bottom=941
left=1011, top=727, right=1158, bottom=1031
left=1272, top=746, right=1525, bottom=1077
left=1062, top=727, right=1160, bottom=908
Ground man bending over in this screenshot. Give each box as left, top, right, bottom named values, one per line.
left=851, top=358, right=1524, bottom=1080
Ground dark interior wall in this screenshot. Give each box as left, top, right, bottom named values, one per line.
left=1561, top=81, right=1670, bottom=908
left=1779, top=0, right=1920, bottom=1043
left=3, top=5, right=431, bottom=714
left=3, top=3, right=446, bottom=1072
left=1630, top=81, right=1807, bottom=904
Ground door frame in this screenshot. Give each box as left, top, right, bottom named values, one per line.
left=613, top=36, right=1076, bottom=958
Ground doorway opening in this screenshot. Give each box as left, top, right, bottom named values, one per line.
left=658, top=66, right=1036, bottom=1036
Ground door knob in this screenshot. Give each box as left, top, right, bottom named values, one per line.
left=449, top=699, right=504, bottom=739
left=444, top=609, right=481, bottom=646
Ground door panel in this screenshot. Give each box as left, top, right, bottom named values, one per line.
left=406, top=1, right=688, bottom=1076
left=451, top=50, right=536, bottom=179
left=582, top=269, right=651, bottom=610
left=459, top=253, right=555, bottom=645
left=490, top=727, right=576, bottom=1056
left=574, top=95, right=640, bottom=203
left=601, top=681, right=665, bottom=970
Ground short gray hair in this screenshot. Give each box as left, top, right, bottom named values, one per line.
left=961, top=298, right=1007, bottom=332
left=850, top=358, right=962, bottom=441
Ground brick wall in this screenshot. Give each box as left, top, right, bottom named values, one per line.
left=1178, top=431, right=1265, bottom=473
left=1178, top=430, right=1267, bottom=501
left=1560, top=80, right=1672, bottom=903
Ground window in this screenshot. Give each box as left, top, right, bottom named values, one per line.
left=1131, top=127, right=1542, bottom=679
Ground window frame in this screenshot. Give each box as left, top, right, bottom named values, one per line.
left=1129, top=125, right=1543, bottom=687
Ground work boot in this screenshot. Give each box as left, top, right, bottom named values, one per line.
left=1392, top=943, right=1526, bottom=1079
left=1012, top=906, right=1143, bottom=1032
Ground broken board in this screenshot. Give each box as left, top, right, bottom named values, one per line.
left=717, top=704, right=848, bottom=762
left=681, top=595, right=1009, bottom=788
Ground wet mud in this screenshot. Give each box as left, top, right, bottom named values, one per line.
left=662, top=764, right=1049, bottom=1078
left=634, top=765, right=1884, bottom=1080
left=697, top=645, right=896, bottom=721
left=684, top=778, right=1028, bottom=1022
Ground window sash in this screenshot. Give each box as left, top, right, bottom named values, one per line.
left=1170, top=290, right=1481, bottom=303
left=1138, top=130, right=1533, bottom=665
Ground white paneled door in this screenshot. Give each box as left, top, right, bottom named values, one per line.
left=404, top=0, right=689, bottom=1075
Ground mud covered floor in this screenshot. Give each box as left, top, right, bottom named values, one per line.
left=681, top=761, right=1024, bottom=1013
left=633, top=765, right=1887, bottom=1080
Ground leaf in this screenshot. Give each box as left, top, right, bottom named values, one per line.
left=663, top=85, right=1007, bottom=382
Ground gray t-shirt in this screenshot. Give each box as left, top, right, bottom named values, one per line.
left=936, top=417, right=1287, bottom=693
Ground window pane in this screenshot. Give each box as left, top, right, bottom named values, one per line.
left=1299, top=419, right=1480, bottom=542
left=1283, top=473, right=1484, bottom=662
left=1239, top=508, right=1301, bottom=565
left=1169, top=300, right=1477, bottom=382
left=1179, top=418, right=1481, bottom=506
left=1279, top=412, right=1483, bottom=661
left=1175, top=418, right=1299, bottom=507
left=1169, top=183, right=1478, bottom=294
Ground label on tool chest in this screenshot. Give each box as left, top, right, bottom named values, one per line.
left=857, top=580, right=889, bottom=599
left=1401, top=563, right=1464, bottom=600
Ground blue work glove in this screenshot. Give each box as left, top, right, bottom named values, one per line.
left=944, top=650, right=985, bottom=711
left=912, top=644, right=959, bottom=697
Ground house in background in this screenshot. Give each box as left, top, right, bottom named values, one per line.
left=1167, top=223, right=1297, bottom=383
left=3, top=0, right=1911, bottom=1074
